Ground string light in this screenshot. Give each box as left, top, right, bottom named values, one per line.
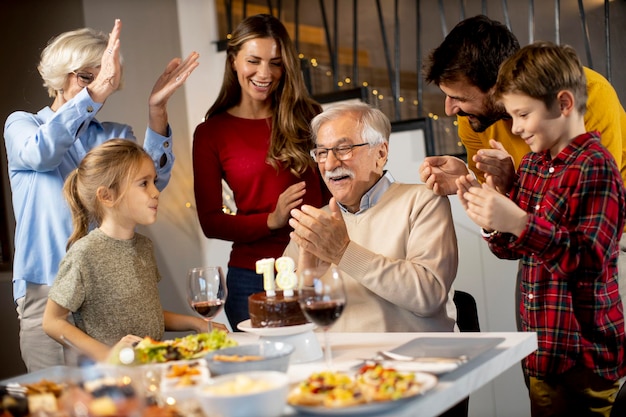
left=298, top=54, right=464, bottom=153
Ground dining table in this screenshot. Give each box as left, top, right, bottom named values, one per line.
left=230, top=330, right=538, bottom=417
left=1, top=330, right=537, bottom=417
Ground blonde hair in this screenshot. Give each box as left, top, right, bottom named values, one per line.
left=495, top=41, right=587, bottom=115
left=38, top=27, right=124, bottom=98
left=63, top=140, right=150, bottom=249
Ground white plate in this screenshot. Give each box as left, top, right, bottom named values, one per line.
left=289, top=372, right=437, bottom=415
left=160, top=359, right=210, bottom=399
left=237, top=319, right=316, bottom=336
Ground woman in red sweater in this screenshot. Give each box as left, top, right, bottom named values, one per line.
left=192, top=14, right=328, bottom=330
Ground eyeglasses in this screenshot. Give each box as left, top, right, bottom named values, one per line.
left=310, top=142, right=370, bottom=163
left=72, top=71, right=95, bottom=87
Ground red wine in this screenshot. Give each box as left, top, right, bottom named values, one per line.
left=193, top=300, right=224, bottom=318
left=302, top=300, right=345, bottom=327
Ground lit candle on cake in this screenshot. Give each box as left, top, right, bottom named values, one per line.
left=275, top=256, right=297, bottom=297
left=256, top=258, right=276, bottom=297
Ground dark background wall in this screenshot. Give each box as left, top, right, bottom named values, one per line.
left=0, top=0, right=85, bottom=379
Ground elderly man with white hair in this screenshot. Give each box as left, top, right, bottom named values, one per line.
left=285, top=102, right=459, bottom=333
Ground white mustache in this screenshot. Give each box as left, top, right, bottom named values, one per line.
left=325, top=167, right=355, bottom=180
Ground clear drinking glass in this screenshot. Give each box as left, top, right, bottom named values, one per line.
left=298, top=267, right=346, bottom=369
left=187, top=266, right=227, bottom=333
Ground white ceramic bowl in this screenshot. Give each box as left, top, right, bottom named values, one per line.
left=196, top=371, right=289, bottom=417
left=204, top=340, right=294, bottom=376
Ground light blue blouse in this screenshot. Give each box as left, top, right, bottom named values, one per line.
left=4, top=87, right=174, bottom=300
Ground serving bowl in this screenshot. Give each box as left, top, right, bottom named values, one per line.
left=204, top=340, right=294, bottom=376
left=196, top=371, right=289, bottom=417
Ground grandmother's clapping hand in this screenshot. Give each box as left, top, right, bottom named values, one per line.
left=147, top=50, right=199, bottom=136
left=88, top=19, right=123, bottom=103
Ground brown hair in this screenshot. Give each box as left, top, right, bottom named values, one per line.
left=63, top=140, right=151, bottom=249
left=424, top=15, right=520, bottom=93
left=205, top=14, right=321, bottom=175
left=494, top=41, right=587, bottom=115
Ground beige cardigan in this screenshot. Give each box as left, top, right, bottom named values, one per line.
left=284, top=182, right=459, bottom=332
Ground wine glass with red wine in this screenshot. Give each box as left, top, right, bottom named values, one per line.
left=187, top=266, right=227, bottom=333
left=298, top=267, right=346, bottom=369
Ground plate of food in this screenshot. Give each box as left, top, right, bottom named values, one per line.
left=287, top=364, right=437, bottom=415
left=161, top=359, right=210, bottom=388
left=160, top=359, right=210, bottom=403
left=237, top=319, right=316, bottom=336
left=133, top=330, right=237, bottom=364
left=0, top=376, right=68, bottom=417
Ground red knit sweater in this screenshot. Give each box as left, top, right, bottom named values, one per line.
left=192, top=112, right=328, bottom=270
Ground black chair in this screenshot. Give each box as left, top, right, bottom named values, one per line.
left=439, top=290, right=481, bottom=417
left=610, top=382, right=626, bottom=417
left=453, top=290, right=481, bottom=332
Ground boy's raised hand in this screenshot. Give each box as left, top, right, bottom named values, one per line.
left=457, top=175, right=527, bottom=237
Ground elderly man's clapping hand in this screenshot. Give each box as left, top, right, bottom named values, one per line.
left=289, top=197, right=350, bottom=267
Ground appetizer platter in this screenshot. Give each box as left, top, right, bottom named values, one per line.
left=0, top=366, right=143, bottom=417
left=287, top=363, right=437, bottom=415
left=0, top=378, right=66, bottom=417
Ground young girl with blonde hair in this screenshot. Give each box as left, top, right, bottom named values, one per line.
left=43, top=140, right=213, bottom=362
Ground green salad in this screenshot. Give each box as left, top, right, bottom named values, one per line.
left=133, top=330, right=238, bottom=364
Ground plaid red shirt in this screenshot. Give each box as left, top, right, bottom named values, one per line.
left=487, top=131, right=626, bottom=380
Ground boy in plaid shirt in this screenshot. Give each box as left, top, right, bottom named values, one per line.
left=457, top=42, right=625, bottom=417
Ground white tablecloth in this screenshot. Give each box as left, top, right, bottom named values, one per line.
left=231, top=331, right=537, bottom=417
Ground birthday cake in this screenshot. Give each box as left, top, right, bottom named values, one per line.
left=248, top=290, right=308, bottom=328
left=250, top=256, right=308, bottom=328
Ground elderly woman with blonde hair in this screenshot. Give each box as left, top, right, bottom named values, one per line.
left=3, top=19, right=199, bottom=371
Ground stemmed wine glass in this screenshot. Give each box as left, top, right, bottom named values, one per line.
left=187, top=266, right=227, bottom=333
left=298, top=267, right=346, bottom=369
